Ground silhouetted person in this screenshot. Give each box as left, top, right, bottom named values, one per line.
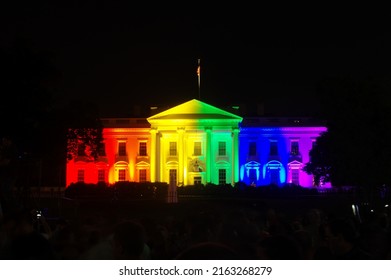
left=257, top=234, right=304, bottom=260
left=112, top=220, right=150, bottom=260
left=1, top=208, right=57, bottom=259
left=314, top=217, right=373, bottom=260
left=293, top=229, right=315, bottom=259
left=0, top=134, right=19, bottom=217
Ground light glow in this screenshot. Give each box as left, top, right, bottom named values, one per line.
left=66, top=100, right=326, bottom=189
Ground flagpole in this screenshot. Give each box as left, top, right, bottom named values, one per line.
left=197, top=58, right=201, bottom=100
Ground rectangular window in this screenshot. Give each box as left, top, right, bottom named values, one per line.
left=218, top=169, right=226, bottom=185
left=218, top=141, right=226, bottom=156
left=118, top=169, right=126, bottom=181
left=292, top=169, right=300, bottom=185
left=291, top=141, right=299, bottom=155
left=139, top=142, right=147, bottom=156
left=169, top=142, right=177, bottom=156
left=169, top=169, right=177, bottom=186
left=98, top=170, right=105, bottom=182
left=249, top=142, right=257, bottom=156
left=194, top=176, right=202, bottom=185
left=118, top=142, right=126, bottom=156
left=270, top=141, right=278, bottom=156
left=139, top=169, right=147, bottom=182
left=77, top=169, right=85, bottom=182
left=194, top=141, right=202, bottom=156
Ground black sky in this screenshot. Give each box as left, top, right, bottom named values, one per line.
left=2, top=2, right=391, bottom=117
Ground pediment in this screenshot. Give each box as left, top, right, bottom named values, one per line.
left=147, top=99, right=242, bottom=121
left=245, top=161, right=261, bottom=167
left=288, top=160, right=303, bottom=166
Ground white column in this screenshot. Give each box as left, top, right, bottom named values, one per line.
left=150, top=128, right=157, bottom=182
left=205, top=127, right=212, bottom=183
left=232, top=128, right=239, bottom=185
left=178, top=127, right=185, bottom=186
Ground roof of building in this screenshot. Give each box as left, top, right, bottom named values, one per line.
left=147, top=99, right=243, bottom=121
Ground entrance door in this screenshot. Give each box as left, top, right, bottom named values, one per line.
left=169, top=169, right=177, bottom=187
left=249, top=169, right=257, bottom=185
left=270, top=168, right=279, bottom=185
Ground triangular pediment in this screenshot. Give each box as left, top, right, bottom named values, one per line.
left=288, top=160, right=303, bottom=166
left=147, top=99, right=242, bottom=121
left=245, top=161, right=261, bottom=167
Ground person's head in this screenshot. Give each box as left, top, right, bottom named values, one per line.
left=257, top=234, right=304, bottom=260
left=112, top=220, right=146, bottom=259
left=323, top=217, right=358, bottom=255
left=2, top=209, right=35, bottom=239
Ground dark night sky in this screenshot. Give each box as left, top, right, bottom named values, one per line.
left=2, top=2, right=391, bottom=117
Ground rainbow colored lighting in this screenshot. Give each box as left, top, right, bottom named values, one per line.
left=66, top=99, right=327, bottom=188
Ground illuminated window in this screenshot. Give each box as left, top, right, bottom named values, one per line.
left=98, top=170, right=105, bottom=182
left=169, top=142, right=177, bottom=156
left=292, top=169, right=299, bottom=185
left=218, top=169, right=226, bottom=185
left=194, top=142, right=201, bottom=156
left=249, top=142, right=257, bottom=156
left=169, top=169, right=177, bottom=186
left=118, top=169, right=126, bottom=181
left=118, top=142, right=126, bottom=156
left=139, top=169, right=147, bottom=182
left=139, top=142, right=147, bottom=156
left=270, top=141, right=278, bottom=156
left=77, top=169, right=85, bottom=182
left=218, top=141, right=226, bottom=156
left=291, top=141, right=299, bottom=155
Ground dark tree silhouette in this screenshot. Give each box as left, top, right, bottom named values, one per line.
left=65, top=98, right=104, bottom=161
left=304, top=75, right=391, bottom=199
left=0, top=38, right=103, bottom=187
left=303, top=132, right=331, bottom=186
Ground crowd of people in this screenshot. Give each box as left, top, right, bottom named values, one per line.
left=1, top=197, right=390, bottom=260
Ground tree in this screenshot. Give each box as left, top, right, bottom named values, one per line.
left=304, top=76, right=391, bottom=193
left=65, top=99, right=104, bottom=162
left=0, top=38, right=103, bottom=187
left=303, top=131, right=331, bottom=186
left=42, top=97, right=104, bottom=186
